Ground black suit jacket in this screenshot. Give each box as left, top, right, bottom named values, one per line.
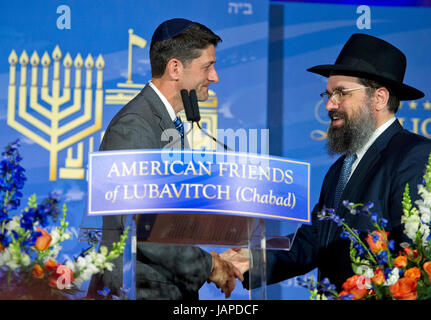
left=88, top=85, right=212, bottom=300
left=248, top=120, right=431, bottom=290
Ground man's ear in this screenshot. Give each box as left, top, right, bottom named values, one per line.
left=165, top=58, right=183, bottom=81
left=374, top=87, right=390, bottom=112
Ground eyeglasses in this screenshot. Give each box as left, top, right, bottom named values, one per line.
left=320, top=87, right=371, bottom=104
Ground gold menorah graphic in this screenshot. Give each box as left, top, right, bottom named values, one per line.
left=7, top=45, right=105, bottom=181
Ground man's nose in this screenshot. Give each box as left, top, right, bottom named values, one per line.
left=209, top=67, right=219, bottom=83
left=325, top=98, right=339, bottom=112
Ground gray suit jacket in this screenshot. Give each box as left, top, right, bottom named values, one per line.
left=88, top=85, right=212, bottom=300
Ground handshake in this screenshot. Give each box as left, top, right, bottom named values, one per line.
left=207, top=248, right=250, bottom=298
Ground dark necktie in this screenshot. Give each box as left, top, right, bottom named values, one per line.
left=173, top=116, right=184, bottom=147
left=334, top=153, right=357, bottom=209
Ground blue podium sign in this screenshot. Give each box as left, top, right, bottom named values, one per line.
left=88, top=149, right=311, bottom=224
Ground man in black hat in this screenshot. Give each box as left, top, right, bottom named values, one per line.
left=223, top=33, right=431, bottom=292
left=88, top=18, right=243, bottom=300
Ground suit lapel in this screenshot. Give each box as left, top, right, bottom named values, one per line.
left=340, top=120, right=403, bottom=206
left=141, top=84, right=190, bottom=148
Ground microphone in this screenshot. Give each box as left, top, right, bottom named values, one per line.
left=181, top=89, right=194, bottom=122
left=164, top=90, right=192, bottom=149
left=189, top=89, right=201, bottom=122
left=188, top=89, right=231, bottom=151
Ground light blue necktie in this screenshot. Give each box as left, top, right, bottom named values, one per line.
left=173, top=116, right=184, bottom=147
left=334, top=153, right=357, bottom=209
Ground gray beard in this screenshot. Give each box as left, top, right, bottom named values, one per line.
left=326, top=103, right=376, bottom=156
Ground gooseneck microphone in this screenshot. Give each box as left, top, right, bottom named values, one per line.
left=181, top=89, right=231, bottom=151
left=188, top=89, right=201, bottom=123
left=181, top=89, right=194, bottom=122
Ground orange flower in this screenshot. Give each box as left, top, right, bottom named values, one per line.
left=404, top=246, right=418, bottom=259
left=0, top=243, right=4, bottom=251
left=365, top=230, right=388, bottom=254
left=390, top=277, right=417, bottom=300
left=405, top=267, right=421, bottom=280
left=32, top=264, right=44, bottom=279
left=423, top=261, right=431, bottom=283
left=44, top=259, right=57, bottom=272
left=35, top=227, right=52, bottom=251
left=341, top=275, right=368, bottom=300
left=372, top=268, right=385, bottom=285
left=394, top=255, right=407, bottom=268
left=48, top=264, right=74, bottom=289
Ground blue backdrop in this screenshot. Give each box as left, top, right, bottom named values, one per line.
left=1, top=0, right=431, bottom=300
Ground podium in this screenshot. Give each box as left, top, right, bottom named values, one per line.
left=79, top=211, right=300, bottom=300
left=82, top=149, right=309, bottom=299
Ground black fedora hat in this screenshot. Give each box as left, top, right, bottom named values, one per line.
left=307, top=33, right=424, bottom=100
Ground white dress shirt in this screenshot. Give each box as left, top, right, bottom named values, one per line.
left=148, top=81, right=177, bottom=121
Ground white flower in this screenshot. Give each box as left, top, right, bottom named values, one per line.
left=418, top=185, right=431, bottom=207
left=65, top=260, right=77, bottom=273
left=94, top=253, right=106, bottom=266
left=104, top=262, right=113, bottom=272
left=403, top=215, right=421, bottom=241
left=62, top=232, right=71, bottom=240
left=0, top=250, right=11, bottom=267
left=384, top=268, right=400, bottom=286
left=5, top=216, right=20, bottom=232
left=420, top=224, right=430, bottom=246
left=6, top=260, right=19, bottom=270
left=50, top=229, right=61, bottom=245
left=355, top=265, right=374, bottom=279
left=415, top=198, right=431, bottom=223
left=46, top=245, right=62, bottom=260
left=20, top=253, right=31, bottom=266
left=76, top=256, right=87, bottom=270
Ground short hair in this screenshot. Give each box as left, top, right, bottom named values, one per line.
left=150, top=22, right=222, bottom=78
left=357, top=78, right=401, bottom=113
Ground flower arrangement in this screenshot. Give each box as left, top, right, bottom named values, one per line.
left=0, top=140, right=128, bottom=299
left=299, top=153, right=431, bottom=300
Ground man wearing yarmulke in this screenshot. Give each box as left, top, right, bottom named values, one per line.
left=88, top=19, right=243, bottom=300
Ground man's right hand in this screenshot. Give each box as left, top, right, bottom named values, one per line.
left=208, top=251, right=244, bottom=298
left=220, top=248, right=250, bottom=274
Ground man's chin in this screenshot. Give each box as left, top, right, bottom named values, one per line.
left=329, top=123, right=345, bottom=132
left=197, top=91, right=209, bottom=102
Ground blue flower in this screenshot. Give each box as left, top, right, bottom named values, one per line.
left=0, top=140, right=26, bottom=216
left=377, top=251, right=388, bottom=265
left=83, top=229, right=102, bottom=245
left=0, top=233, right=12, bottom=247
left=0, top=210, right=8, bottom=223
left=384, top=268, right=393, bottom=279
left=371, top=232, right=380, bottom=243
left=353, top=242, right=366, bottom=256
left=20, top=215, right=34, bottom=231
left=364, top=202, right=374, bottom=210
left=388, top=240, right=395, bottom=251
left=21, top=230, right=41, bottom=247
left=97, top=287, right=111, bottom=297
left=338, top=293, right=354, bottom=300
left=320, top=278, right=336, bottom=292
left=297, top=276, right=317, bottom=291
left=340, top=231, right=350, bottom=239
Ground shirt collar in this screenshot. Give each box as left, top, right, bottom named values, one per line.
left=148, top=81, right=177, bottom=121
